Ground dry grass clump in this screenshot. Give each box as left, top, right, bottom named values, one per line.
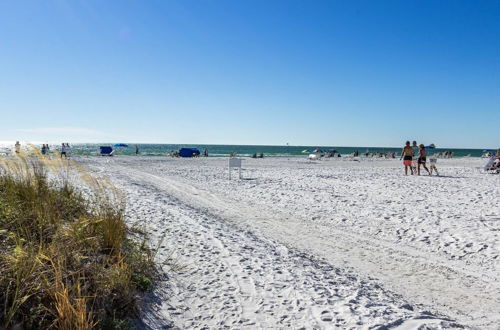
left=0, top=153, right=155, bottom=329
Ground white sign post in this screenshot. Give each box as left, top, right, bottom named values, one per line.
left=228, top=157, right=242, bottom=180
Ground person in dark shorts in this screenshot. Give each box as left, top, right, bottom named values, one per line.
left=417, top=144, right=431, bottom=175
left=400, top=141, right=414, bottom=175
left=60, top=143, right=67, bottom=158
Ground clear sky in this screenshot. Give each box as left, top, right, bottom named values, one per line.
left=0, top=0, right=498, bottom=148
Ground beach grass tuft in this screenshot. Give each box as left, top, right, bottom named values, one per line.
left=0, top=152, right=156, bottom=329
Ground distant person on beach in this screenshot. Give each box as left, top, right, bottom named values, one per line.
left=14, top=141, right=20, bottom=154
left=411, top=141, right=420, bottom=172
left=135, top=145, right=139, bottom=155
left=60, top=143, right=68, bottom=158
left=204, top=148, right=208, bottom=157
left=493, top=149, right=500, bottom=170
left=494, top=150, right=500, bottom=170
left=412, top=141, right=419, bottom=157
left=417, top=144, right=431, bottom=175
left=429, top=156, right=439, bottom=176
left=400, top=141, right=414, bottom=175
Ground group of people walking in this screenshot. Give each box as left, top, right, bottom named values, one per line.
left=400, top=141, right=436, bottom=176
left=41, top=144, right=50, bottom=155
left=41, top=143, right=71, bottom=158
left=42, top=143, right=71, bottom=158
left=13, top=142, right=71, bottom=158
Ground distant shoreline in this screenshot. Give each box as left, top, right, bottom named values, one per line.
left=0, top=141, right=495, bottom=150
left=1, top=142, right=494, bottom=158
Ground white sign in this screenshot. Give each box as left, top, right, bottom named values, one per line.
left=228, top=158, right=242, bottom=179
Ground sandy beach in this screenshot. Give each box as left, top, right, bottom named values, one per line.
left=80, top=156, right=499, bottom=329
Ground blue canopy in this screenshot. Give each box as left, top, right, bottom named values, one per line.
left=99, top=146, right=113, bottom=156
left=114, top=143, right=128, bottom=147
left=179, top=148, right=200, bottom=157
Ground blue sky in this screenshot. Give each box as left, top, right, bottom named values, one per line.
left=0, top=0, right=498, bottom=148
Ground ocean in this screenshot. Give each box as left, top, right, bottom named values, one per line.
left=4, top=143, right=490, bottom=158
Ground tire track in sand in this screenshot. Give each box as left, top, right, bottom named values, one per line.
left=94, top=163, right=458, bottom=329
left=114, top=165, right=499, bottom=329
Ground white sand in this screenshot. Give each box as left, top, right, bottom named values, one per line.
left=80, top=156, right=499, bottom=329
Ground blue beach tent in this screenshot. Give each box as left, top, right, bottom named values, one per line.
left=99, top=146, right=114, bottom=156
left=179, top=148, right=200, bottom=157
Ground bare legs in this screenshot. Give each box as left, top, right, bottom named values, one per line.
left=418, top=163, right=431, bottom=175
left=430, top=164, right=439, bottom=176
left=405, top=165, right=414, bottom=175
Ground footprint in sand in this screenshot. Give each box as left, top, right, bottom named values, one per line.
left=321, top=310, right=333, bottom=322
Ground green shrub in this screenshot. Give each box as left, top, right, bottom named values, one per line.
left=0, top=154, right=156, bottom=329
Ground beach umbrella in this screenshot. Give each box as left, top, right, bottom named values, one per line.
left=114, top=143, right=128, bottom=147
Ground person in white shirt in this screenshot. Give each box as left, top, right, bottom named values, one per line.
left=60, top=143, right=68, bottom=158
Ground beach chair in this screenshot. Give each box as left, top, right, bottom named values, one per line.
left=99, top=146, right=114, bottom=156
left=308, top=152, right=321, bottom=160
left=477, top=156, right=499, bottom=174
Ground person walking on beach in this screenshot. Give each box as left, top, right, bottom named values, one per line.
left=135, top=145, right=139, bottom=155
left=429, top=156, right=439, bottom=176
left=411, top=141, right=419, bottom=171
left=400, top=141, right=414, bottom=175
left=60, top=143, right=68, bottom=158
left=417, top=144, right=431, bottom=175
left=412, top=141, right=419, bottom=156
left=14, top=141, right=20, bottom=154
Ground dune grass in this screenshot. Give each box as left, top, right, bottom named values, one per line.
left=0, top=151, right=156, bottom=329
